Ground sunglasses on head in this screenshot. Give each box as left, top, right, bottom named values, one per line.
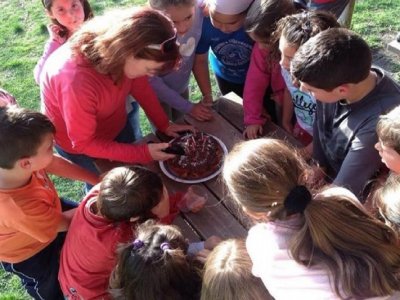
left=146, top=31, right=179, bottom=54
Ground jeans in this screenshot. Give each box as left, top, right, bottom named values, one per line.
left=55, top=120, right=136, bottom=193
left=126, top=97, right=143, bottom=140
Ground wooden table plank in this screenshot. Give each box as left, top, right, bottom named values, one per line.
left=217, top=92, right=302, bottom=147
left=172, top=216, right=201, bottom=242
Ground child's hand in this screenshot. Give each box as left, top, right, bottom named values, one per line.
left=164, top=123, right=195, bottom=138
left=48, top=24, right=67, bottom=44
left=194, top=249, right=211, bottom=263
left=189, top=103, right=213, bottom=121
left=243, top=124, right=263, bottom=139
left=204, top=235, right=222, bottom=250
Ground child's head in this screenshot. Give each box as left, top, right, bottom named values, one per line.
left=201, top=239, right=271, bottom=300
left=223, top=138, right=308, bottom=220
left=109, top=220, right=202, bottom=300
left=0, top=88, right=17, bottom=107
left=149, top=0, right=196, bottom=36
left=245, top=0, right=296, bottom=46
left=206, top=0, right=253, bottom=33
left=374, top=174, right=400, bottom=232
left=223, top=138, right=400, bottom=298
left=42, top=0, right=93, bottom=37
left=291, top=28, right=372, bottom=102
left=71, top=7, right=181, bottom=83
left=96, top=166, right=169, bottom=222
left=0, top=106, right=55, bottom=170
left=375, top=105, right=400, bottom=173
left=274, top=10, right=340, bottom=70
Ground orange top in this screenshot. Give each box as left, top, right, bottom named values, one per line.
left=0, top=170, right=62, bottom=263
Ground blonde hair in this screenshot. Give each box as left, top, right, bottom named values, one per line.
left=374, top=173, right=400, bottom=232
left=70, top=7, right=180, bottom=83
left=201, top=239, right=272, bottom=300
left=223, top=138, right=400, bottom=298
left=377, top=105, right=400, bottom=154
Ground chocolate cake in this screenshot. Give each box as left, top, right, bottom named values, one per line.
left=165, top=132, right=224, bottom=180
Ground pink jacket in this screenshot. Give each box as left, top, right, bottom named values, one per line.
left=243, top=43, right=286, bottom=126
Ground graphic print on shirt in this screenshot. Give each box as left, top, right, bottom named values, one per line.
left=179, top=37, right=196, bottom=57
left=214, top=39, right=252, bottom=67
left=292, top=90, right=316, bottom=129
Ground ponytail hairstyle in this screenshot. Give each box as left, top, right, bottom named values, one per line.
left=201, top=239, right=272, bottom=300
left=223, top=138, right=400, bottom=298
left=109, top=220, right=202, bottom=300
left=70, top=7, right=181, bottom=84
left=271, top=10, right=340, bottom=61
left=374, top=173, right=400, bottom=232
left=96, top=166, right=164, bottom=223
left=41, top=0, right=93, bottom=38
left=0, top=88, right=17, bottom=107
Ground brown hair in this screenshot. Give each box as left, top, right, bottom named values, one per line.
left=96, top=166, right=163, bottom=222
left=271, top=10, right=340, bottom=61
left=376, top=105, right=400, bottom=154
left=245, top=0, right=296, bottom=45
left=0, top=88, right=17, bottom=106
left=201, top=239, right=272, bottom=300
left=291, top=28, right=372, bottom=90
left=42, top=0, right=94, bottom=38
left=0, top=106, right=55, bottom=169
left=223, top=138, right=400, bottom=298
left=374, top=173, right=400, bottom=232
left=109, top=220, right=202, bottom=300
left=70, top=7, right=181, bottom=84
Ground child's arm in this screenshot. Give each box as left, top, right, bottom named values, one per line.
left=57, top=208, right=77, bottom=232
left=243, top=44, right=271, bottom=139
left=33, top=24, right=66, bottom=84
left=46, top=154, right=99, bottom=185
left=193, top=53, right=213, bottom=105
left=281, top=88, right=294, bottom=134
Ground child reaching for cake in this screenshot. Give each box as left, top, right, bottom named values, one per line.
left=59, top=165, right=212, bottom=299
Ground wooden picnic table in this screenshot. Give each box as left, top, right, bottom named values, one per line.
left=96, top=92, right=300, bottom=242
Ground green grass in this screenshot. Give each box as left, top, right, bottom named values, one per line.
left=0, top=0, right=399, bottom=298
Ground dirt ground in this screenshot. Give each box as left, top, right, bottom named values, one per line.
left=372, top=33, right=400, bottom=78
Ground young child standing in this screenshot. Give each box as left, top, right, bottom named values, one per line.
left=148, top=0, right=213, bottom=122
left=59, top=166, right=183, bottom=299
left=275, top=11, right=340, bottom=149
left=223, top=138, right=400, bottom=299
left=193, top=0, right=254, bottom=103
left=0, top=106, right=98, bottom=300
left=291, top=28, right=400, bottom=199
left=109, top=220, right=203, bottom=300
left=34, top=0, right=93, bottom=84
left=201, top=239, right=272, bottom=300
left=242, top=0, right=296, bottom=138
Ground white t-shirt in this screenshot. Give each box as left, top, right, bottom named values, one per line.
left=246, top=219, right=394, bottom=300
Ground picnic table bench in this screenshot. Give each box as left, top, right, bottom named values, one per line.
left=96, top=92, right=301, bottom=242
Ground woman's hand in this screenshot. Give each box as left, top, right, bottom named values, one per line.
left=243, top=124, right=263, bottom=140
left=164, top=123, right=195, bottom=138
left=148, top=142, right=176, bottom=161
left=189, top=102, right=213, bottom=121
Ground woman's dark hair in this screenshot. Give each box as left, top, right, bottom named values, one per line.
left=70, top=7, right=181, bottom=84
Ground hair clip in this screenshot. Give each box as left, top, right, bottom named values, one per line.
left=160, top=242, right=171, bottom=251
left=132, top=239, right=144, bottom=250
